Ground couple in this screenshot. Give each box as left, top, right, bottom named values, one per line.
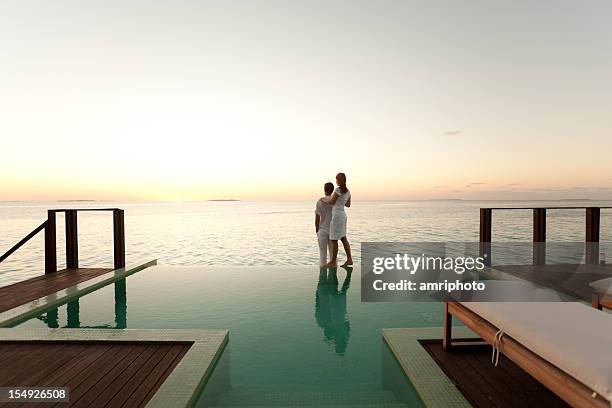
left=314, top=172, right=353, bottom=267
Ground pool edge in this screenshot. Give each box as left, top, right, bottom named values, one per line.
left=382, top=327, right=473, bottom=408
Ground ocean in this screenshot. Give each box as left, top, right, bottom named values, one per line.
left=1, top=200, right=611, bottom=286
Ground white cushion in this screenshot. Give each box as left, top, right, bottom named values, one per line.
left=462, top=302, right=612, bottom=403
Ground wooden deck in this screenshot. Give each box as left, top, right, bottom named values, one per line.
left=421, top=339, right=569, bottom=408
left=0, top=268, right=111, bottom=313
left=0, top=341, right=190, bottom=408
left=494, top=263, right=612, bottom=302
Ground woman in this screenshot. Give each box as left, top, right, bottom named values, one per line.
left=321, top=172, right=353, bottom=267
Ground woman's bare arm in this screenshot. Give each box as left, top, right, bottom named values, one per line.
left=321, top=192, right=338, bottom=205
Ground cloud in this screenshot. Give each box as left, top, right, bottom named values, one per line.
left=465, top=182, right=485, bottom=188
left=443, top=130, right=462, bottom=136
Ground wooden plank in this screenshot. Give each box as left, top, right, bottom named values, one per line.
left=0, top=269, right=105, bottom=299
left=5, top=344, right=87, bottom=388
left=16, top=345, right=113, bottom=408
left=0, top=344, right=66, bottom=385
left=423, top=342, right=497, bottom=407
left=72, top=344, right=159, bottom=408
left=104, top=345, right=172, bottom=407
left=0, top=268, right=111, bottom=313
left=125, top=344, right=188, bottom=408
left=0, top=342, right=194, bottom=408
left=140, top=343, right=191, bottom=407
left=472, top=345, right=558, bottom=407
left=423, top=340, right=570, bottom=408
left=459, top=347, right=528, bottom=408
left=0, top=268, right=110, bottom=294
left=57, top=344, right=147, bottom=408
left=0, top=343, right=22, bottom=362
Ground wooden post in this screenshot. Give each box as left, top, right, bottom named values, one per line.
left=592, top=294, right=603, bottom=311
left=586, top=207, right=600, bottom=264
left=443, top=302, right=453, bottom=350
left=113, top=209, right=125, bottom=269
left=533, top=208, right=546, bottom=265
left=65, top=210, right=79, bottom=269
left=479, top=208, right=492, bottom=266
left=45, top=210, right=57, bottom=274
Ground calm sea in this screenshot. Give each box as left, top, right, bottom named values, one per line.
left=1, top=200, right=611, bottom=286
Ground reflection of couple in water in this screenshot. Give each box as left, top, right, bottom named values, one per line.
left=315, top=172, right=353, bottom=267
left=315, top=266, right=352, bottom=355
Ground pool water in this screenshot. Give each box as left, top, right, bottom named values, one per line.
left=19, top=266, right=443, bottom=407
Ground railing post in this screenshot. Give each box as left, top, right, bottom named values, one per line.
left=586, top=207, right=600, bottom=264
left=479, top=208, right=492, bottom=266
left=113, top=209, right=126, bottom=269
left=533, top=208, right=546, bottom=265
left=442, top=302, right=453, bottom=350
left=45, top=210, right=57, bottom=274
left=65, top=210, right=79, bottom=269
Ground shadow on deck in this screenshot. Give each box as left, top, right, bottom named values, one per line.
left=421, top=340, right=569, bottom=408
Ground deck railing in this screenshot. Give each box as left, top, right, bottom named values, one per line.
left=0, top=208, right=125, bottom=274
left=479, top=206, right=610, bottom=265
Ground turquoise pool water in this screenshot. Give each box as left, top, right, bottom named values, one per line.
left=19, top=266, right=443, bottom=407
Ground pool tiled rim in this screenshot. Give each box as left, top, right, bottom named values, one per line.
left=0, top=328, right=229, bottom=408
left=0, top=259, right=157, bottom=327
left=383, top=327, right=474, bottom=408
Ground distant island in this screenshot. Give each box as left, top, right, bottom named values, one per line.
left=558, top=198, right=591, bottom=201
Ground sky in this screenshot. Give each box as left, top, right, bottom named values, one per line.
left=1, top=0, right=611, bottom=201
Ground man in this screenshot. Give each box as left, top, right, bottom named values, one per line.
left=315, top=182, right=335, bottom=266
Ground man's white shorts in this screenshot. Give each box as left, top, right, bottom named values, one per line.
left=317, top=230, right=333, bottom=266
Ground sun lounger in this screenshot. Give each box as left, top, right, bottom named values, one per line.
left=443, top=301, right=612, bottom=408
left=590, top=277, right=612, bottom=310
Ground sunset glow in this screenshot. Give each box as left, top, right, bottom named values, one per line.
left=1, top=1, right=611, bottom=201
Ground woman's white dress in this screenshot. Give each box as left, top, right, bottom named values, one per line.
left=330, top=187, right=351, bottom=240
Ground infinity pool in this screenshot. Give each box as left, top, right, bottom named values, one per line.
left=19, top=266, right=443, bottom=407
